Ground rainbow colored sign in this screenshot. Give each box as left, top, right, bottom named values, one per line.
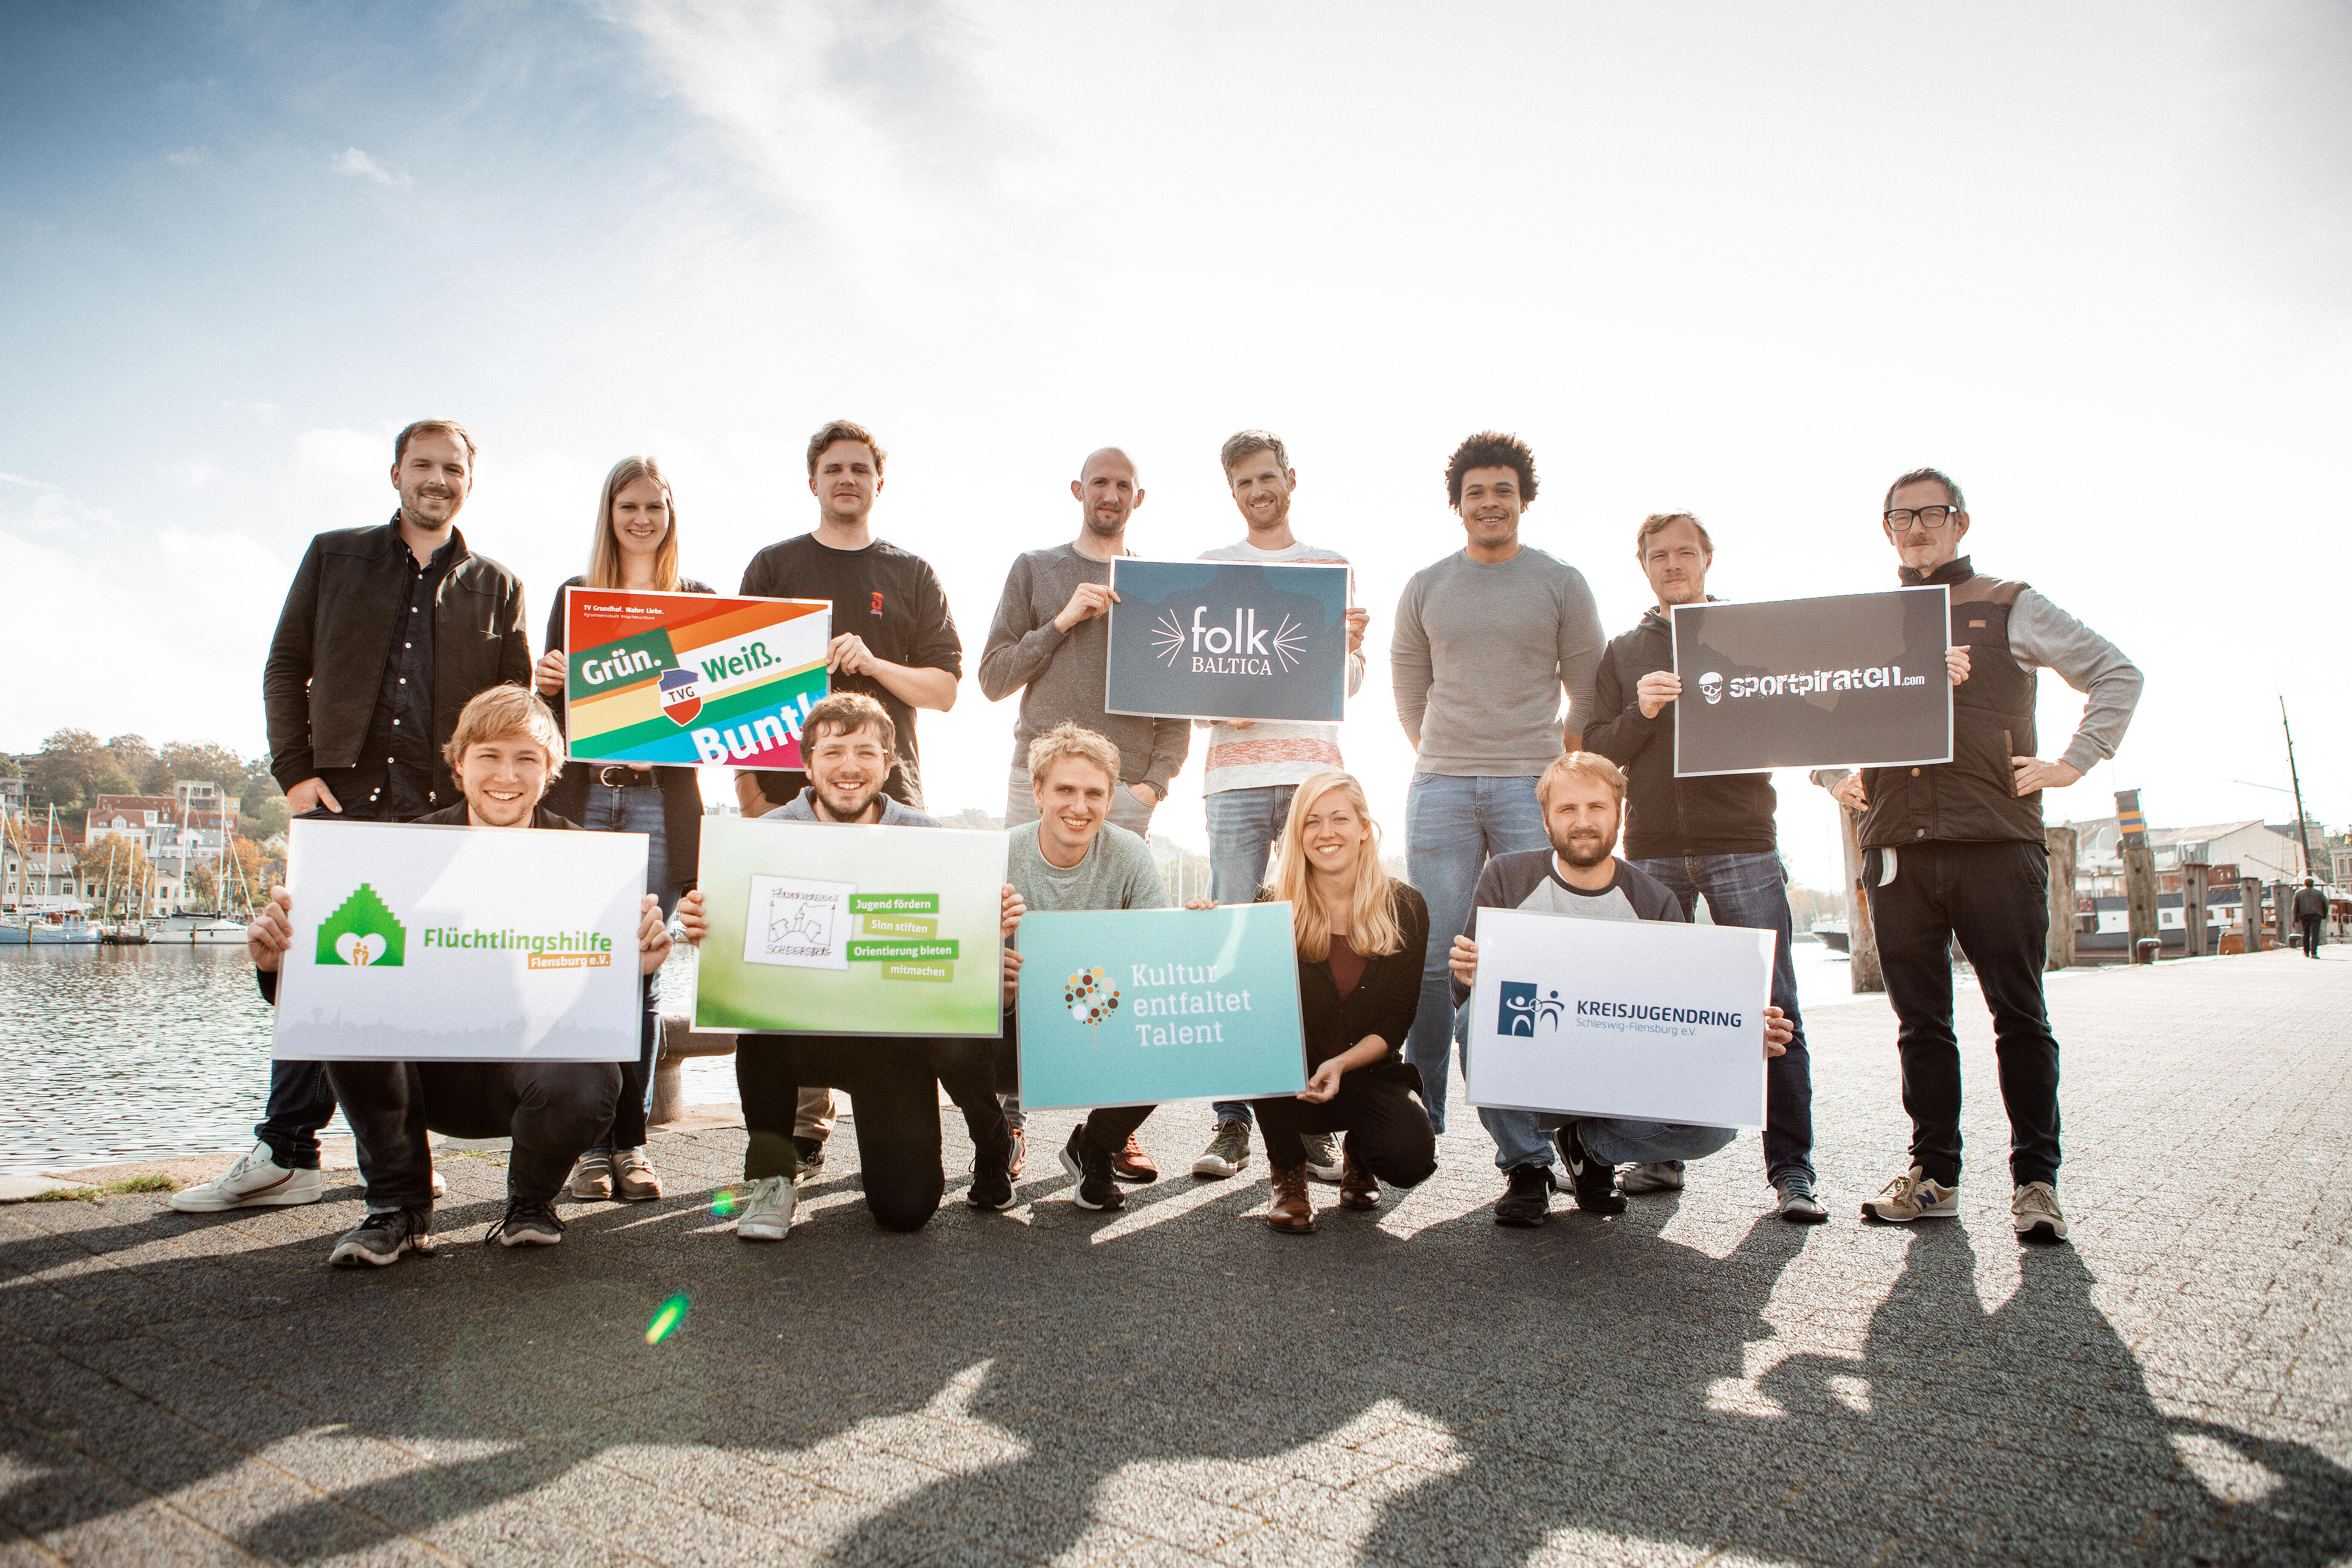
left=563, top=588, right=830, bottom=770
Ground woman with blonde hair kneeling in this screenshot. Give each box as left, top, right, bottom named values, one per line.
left=1249, top=771, right=1437, bottom=1232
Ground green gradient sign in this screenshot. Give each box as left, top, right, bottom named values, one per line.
left=691, top=817, right=1007, bottom=1037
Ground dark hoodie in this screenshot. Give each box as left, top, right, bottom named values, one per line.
left=1583, top=604, right=1779, bottom=861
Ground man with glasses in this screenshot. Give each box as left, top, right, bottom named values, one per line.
left=1813, top=468, right=2141, bottom=1244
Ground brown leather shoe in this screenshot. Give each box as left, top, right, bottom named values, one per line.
left=613, top=1149, right=662, bottom=1202
left=1338, top=1156, right=1379, bottom=1210
left=1113, top=1132, right=1159, bottom=1183
left=565, top=1153, right=613, bottom=1201
left=1267, top=1164, right=1315, bottom=1233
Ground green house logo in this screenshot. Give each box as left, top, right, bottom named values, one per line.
left=316, top=883, right=406, bottom=968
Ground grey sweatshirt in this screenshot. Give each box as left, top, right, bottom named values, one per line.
left=1006, top=821, right=1169, bottom=913
left=1391, top=546, right=1606, bottom=776
left=978, top=544, right=1191, bottom=794
left=1811, top=586, right=2143, bottom=788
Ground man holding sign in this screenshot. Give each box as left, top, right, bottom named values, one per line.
left=996, top=723, right=1172, bottom=1213
left=244, top=688, right=683, bottom=1266
left=728, top=693, right=1021, bottom=1240
left=1584, top=512, right=1828, bottom=1221
left=1814, top=468, right=2140, bottom=1244
left=1448, top=753, right=1794, bottom=1224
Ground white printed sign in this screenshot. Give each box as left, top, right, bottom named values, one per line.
left=272, top=819, right=645, bottom=1063
left=1465, top=908, right=1773, bottom=1128
left=744, top=874, right=853, bottom=971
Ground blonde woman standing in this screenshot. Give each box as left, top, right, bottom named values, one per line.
left=533, top=457, right=715, bottom=1203
left=1248, top=771, right=1437, bottom=1233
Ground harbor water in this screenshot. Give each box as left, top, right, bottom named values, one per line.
left=2, top=937, right=1866, bottom=1177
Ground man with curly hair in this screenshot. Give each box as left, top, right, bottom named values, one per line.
left=1391, top=430, right=1606, bottom=1227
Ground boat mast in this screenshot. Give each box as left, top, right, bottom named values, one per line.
left=2281, top=697, right=2315, bottom=882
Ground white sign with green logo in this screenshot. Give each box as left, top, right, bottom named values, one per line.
left=692, top=817, right=1008, bottom=1036
left=273, top=819, right=647, bottom=1061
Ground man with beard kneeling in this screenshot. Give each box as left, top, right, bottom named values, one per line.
left=244, top=686, right=687, bottom=1266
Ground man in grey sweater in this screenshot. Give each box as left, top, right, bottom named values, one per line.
left=979, top=447, right=1191, bottom=840
left=1390, top=431, right=1606, bottom=1222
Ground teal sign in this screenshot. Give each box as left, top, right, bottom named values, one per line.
left=1016, top=904, right=1306, bottom=1110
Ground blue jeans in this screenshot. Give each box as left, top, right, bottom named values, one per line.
left=582, top=782, right=672, bottom=1154
left=1633, top=852, right=1816, bottom=1184
left=580, top=781, right=676, bottom=918
left=1206, top=785, right=1298, bottom=1126
left=1404, top=772, right=1554, bottom=1169
left=1572, top=1118, right=1738, bottom=1166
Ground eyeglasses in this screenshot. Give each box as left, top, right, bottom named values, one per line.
left=1884, top=505, right=1959, bottom=530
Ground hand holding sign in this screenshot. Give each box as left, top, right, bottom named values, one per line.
left=1055, top=580, right=1118, bottom=632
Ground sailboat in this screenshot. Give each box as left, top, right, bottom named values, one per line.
left=0, top=804, right=98, bottom=944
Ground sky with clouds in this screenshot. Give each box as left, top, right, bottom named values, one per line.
left=3, top=1, right=2347, bottom=888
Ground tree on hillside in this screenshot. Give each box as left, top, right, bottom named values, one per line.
left=29, top=730, right=130, bottom=811
left=243, top=796, right=291, bottom=840
left=161, top=740, right=259, bottom=798
left=107, top=735, right=167, bottom=794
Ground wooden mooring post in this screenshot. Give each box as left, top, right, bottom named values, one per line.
left=2045, top=825, right=2077, bottom=969
left=2117, top=789, right=2161, bottom=963
left=1838, top=804, right=1885, bottom=993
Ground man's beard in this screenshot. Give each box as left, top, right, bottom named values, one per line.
left=1552, top=832, right=1611, bottom=870
left=1082, top=510, right=1123, bottom=538
left=817, top=780, right=883, bottom=821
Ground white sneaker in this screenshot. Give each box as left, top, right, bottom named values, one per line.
left=169, top=1142, right=325, bottom=1212
left=430, top=1169, right=446, bottom=1200
left=1300, top=1132, right=1343, bottom=1184
left=1619, top=1161, right=1686, bottom=1195
left=734, top=1175, right=796, bottom=1242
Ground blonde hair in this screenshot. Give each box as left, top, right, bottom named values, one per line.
left=586, top=456, right=683, bottom=592
left=1027, top=721, right=1121, bottom=789
left=1270, top=771, right=1403, bottom=960
left=442, top=687, right=565, bottom=778
left=1537, top=751, right=1627, bottom=809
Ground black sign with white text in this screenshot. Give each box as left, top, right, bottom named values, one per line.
left=1670, top=588, right=1952, bottom=776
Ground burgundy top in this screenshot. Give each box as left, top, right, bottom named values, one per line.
left=1325, top=932, right=1366, bottom=1002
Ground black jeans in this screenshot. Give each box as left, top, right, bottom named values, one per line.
left=1250, top=1072, right=1437, bottom=1187
left=1866, top=839, right=2061, bottom=1188
left=2301, top=917, right=2323, bottom=958
left=326, top=1060, right=618, bottom=1212
left=1078, top=1103, right=1157, bottom=1154
left=589, top=982, right=663, bottom=1155
left=736, top=1035, right=1010, bottom=1232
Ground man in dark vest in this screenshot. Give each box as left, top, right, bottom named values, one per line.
left=1814, top=467, right=2141, bottom=1244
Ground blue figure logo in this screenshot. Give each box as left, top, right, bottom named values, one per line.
left=1499, top=981, right=1538, bottom=1036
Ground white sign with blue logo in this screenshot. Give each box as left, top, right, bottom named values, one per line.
left=1102, top=559, right=1351, bottom=722
left=1465, top=908, right=1773, bottom=1128
left=1014, top=904, right=1307, bottom=1110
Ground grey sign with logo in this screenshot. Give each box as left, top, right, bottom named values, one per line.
left=1104, top=559, right=1351, bottom=723
left=1670, top=587, right=1952, bottom=777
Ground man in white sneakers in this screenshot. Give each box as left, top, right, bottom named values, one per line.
left=1189, top=430, right=1367, bottom=1185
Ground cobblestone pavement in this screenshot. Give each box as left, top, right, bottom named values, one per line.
left=3, top=949, right=2347, bottom=1566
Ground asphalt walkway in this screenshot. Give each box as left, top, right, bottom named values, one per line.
left=3, top=948, right=2348, bottom=1566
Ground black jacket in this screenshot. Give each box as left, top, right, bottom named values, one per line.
left=540, top=575, right=711, bottom=889
left=2294, top=887, right=2329, bottom=921
left=264, top=520, right=533, bottom=800
left=1263, top=883, right=1429, bottom=1074
left=1584, top=605, right=1778, bottom=860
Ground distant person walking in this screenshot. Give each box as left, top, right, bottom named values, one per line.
left=2293, top=877, right=2327, bottom=958
left=175, top=419, right=531, bottom=1217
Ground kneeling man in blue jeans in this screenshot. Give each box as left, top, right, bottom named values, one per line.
left=1447, top=752, right=1793, bottom=1222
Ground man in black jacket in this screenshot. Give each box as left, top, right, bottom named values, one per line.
left=174, top=420, right=533, bottom=1218
left=1582, top=513, right=1824, bottom=1223
left=2293, top=877, right=2329, bottom=958
left=243, top=686, right=680, bottom=1266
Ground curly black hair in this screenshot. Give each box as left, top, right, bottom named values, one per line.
left=1445, top=430, right=1537, bottom=508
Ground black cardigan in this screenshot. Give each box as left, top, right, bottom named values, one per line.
left=1261, top=883, right=1429, bottom=1074
left=540, top=574, right=714, bottom=888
